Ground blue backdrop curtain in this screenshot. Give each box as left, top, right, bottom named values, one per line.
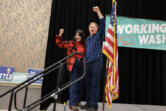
left=40, top=0, right=166, bottom=110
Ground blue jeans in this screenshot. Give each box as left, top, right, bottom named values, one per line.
left=69, top=60, right=83, bottom=106
left=86, top=57, right=103, bottom=109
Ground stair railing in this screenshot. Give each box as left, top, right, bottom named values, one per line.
left=0, top=52, right=85, bottom=111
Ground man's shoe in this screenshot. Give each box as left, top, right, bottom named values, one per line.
left=69, top=105, right=79, bottom=111
left=80, top=104, right=90, bottom=109
left=86, top=107, right=97, bottom=111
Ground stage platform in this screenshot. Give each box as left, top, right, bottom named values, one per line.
left=0, top=84, right=166, bottom=111
left=47, top=103, right=166, bottom=111
left=0, top=103, right=166, bottom=111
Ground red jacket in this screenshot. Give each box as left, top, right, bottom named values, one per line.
left=55, top=34, right=85, bottom=72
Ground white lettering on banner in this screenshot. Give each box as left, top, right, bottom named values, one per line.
left=160, top=24, right=166, bottom=33
left=117, top=24, right=166, bottom=34
left=13, top=74, right=26, bottom=79
left=152, top=24, right=160, bottom=33
left=156, top=34, right=161, bottom=44
left=140, top=24, right=148, bottom=33
left=125, top=24, right=133, bottom=34
left=0, top=73, right=13, bottom=79
left=0, top=73, right=6, bottom=79
left=139, top=35, right=149, bottom=44
left=29, top=71, right=36, bottom=75
left=139, top=34, right=166, bottom=45
left=148, top=24, right=151, bottom=33
left=162, top=34, right=166, bottom=43
left=134, top=24, right=140, bottom=33
left=148, top=35, right=155, bottom=44
left=117, top=25, right=124, bottom=34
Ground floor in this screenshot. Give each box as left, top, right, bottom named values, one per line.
left=0, top=84, right=41, bottom=111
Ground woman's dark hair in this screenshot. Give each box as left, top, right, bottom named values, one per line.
left=74, top=29, right=86, bottom=43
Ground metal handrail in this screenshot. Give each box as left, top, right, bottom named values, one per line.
left=13, top=52, right=86, bottom=111
left=0, top=51, right=70, bottom=98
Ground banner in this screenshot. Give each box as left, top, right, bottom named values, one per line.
left=0, top=66, right=42, bottom=86
left=106, top=16, right=166, bottom=50
left=27, top=68, right=43, bottom=84
left=0, top=66, right=15, bottom=81
left=11, top=72, right=28, bottom=83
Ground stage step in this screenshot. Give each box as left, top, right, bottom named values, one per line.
left=47, top=103, right=166, bottom=111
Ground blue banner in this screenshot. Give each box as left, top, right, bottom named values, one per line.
left=0, top=66, right=15, bottom=81
left=27, top=68, right=43, bottom=84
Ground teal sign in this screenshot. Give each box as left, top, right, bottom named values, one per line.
left=106, top=16, right=166, bottom=50
left=11, top=72, right=28, bottom=83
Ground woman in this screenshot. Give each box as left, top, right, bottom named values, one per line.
left=55, top=28, right=85, bottom=111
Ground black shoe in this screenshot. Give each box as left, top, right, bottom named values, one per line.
left=80, top=104, right=90, bottom=109
left=76, top=102, right=83, bottom=107
left=86, top=107, right=97, bottom=111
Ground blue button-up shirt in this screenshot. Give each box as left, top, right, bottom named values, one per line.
left=85, top=18, right=105, bottom=63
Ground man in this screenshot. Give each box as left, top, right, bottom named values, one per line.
left=82, top=6, right=105, bottom=111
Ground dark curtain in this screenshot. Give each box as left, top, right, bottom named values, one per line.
left=41, top=0, right=166, bottom=109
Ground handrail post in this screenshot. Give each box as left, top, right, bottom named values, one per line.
left=8, top=91, right=14, bottom=111
left=53, top=99, right=56, bottom=111
left=23, top=87, right=29, bottom=108
left=53, top=62, right=64, bottom=111
left=63, top=102, right=67, bottom=111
